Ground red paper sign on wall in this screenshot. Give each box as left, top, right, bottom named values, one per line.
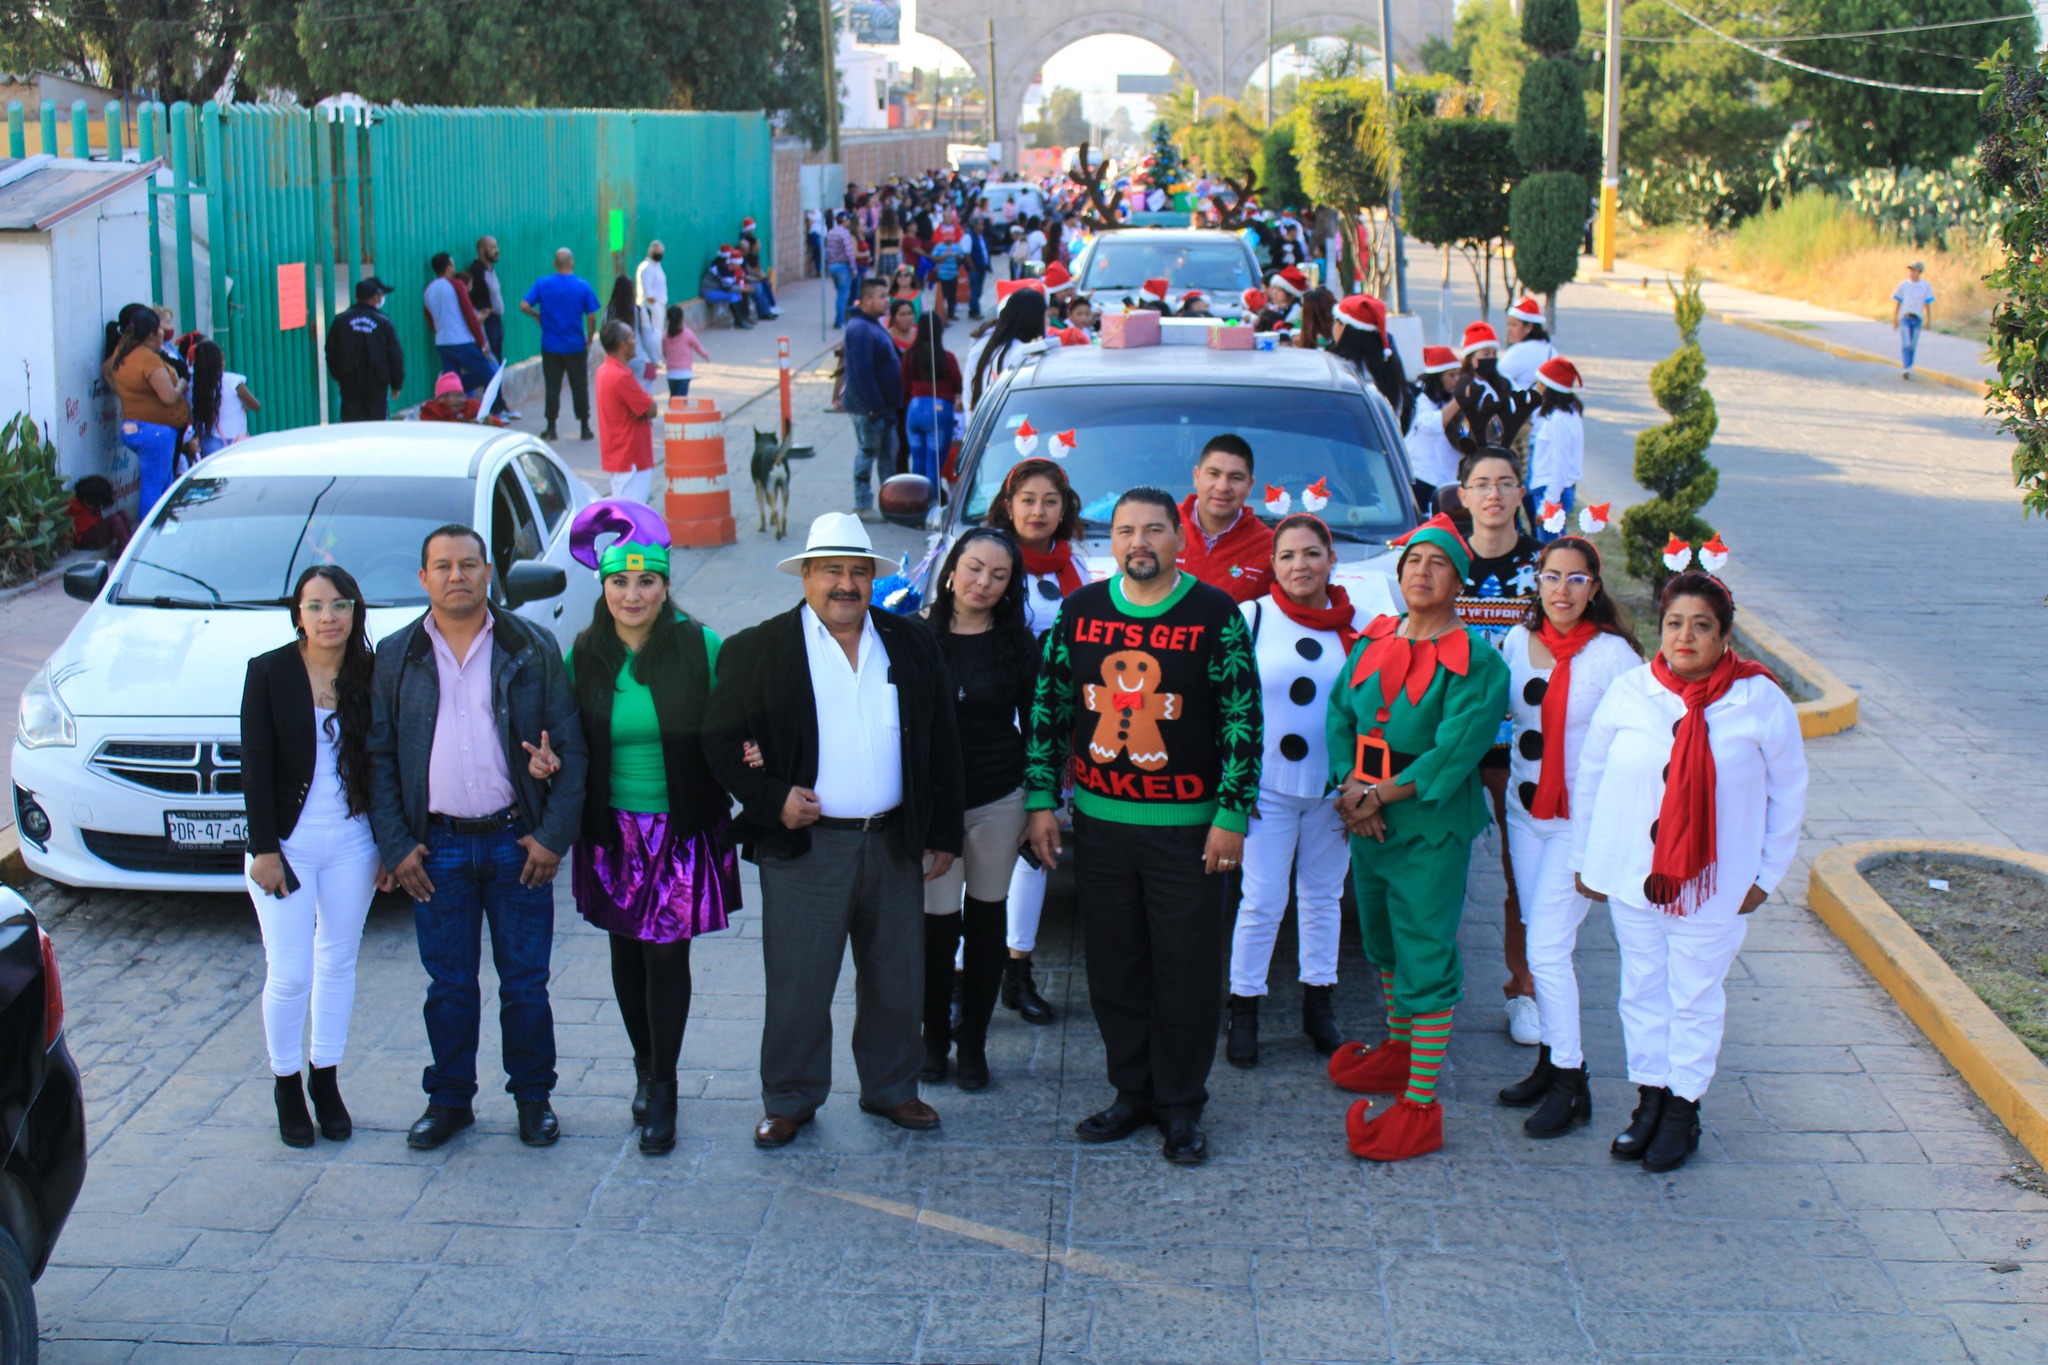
left=277, top=263, right=308, bottom=330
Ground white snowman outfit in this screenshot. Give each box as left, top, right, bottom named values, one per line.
left=1499, top=625, right=1641, bottom=1069
left=1005, top=556, right=1090, bottom=952
left=1227, top=593, right=1367, bottom=998
left=1570, top=666, right=1807, bottom=1101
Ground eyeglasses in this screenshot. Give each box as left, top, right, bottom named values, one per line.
left=1536, top=572, right=1593, bottom=589
left=300, top=600, right=356, bottom=616
left=1463, top=479, right=1521, bottom=494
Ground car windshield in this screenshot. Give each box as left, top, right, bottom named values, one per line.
left=1079, top=239, right=1254, bottom=294
left=116, top=475, right=473, bottom=608
left=961, top=383, right=1411, bottom=542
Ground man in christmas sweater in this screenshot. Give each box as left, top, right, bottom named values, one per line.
left=1025, top=486, right=1262, bottom=1165
left=1177, top=434, right=1275, bottom=604
left=1325, top=514, right=1510, bottom=1162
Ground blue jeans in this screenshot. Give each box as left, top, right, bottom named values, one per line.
left=412, top=820, right=558, bottom=1106
left=122, top=418, right=178, bottom=517
left=968, top=263, right=988, bottom=318
left=666, top=377, right=692, bottom=398
left=829, top=263, right=855, bottom=326
left=753, top=281, right=779, bottom=316
left=850, top=410, right=894, bottom=509
left=436, top=341, right=495, bottom=395
left=1900, top=314, right=1922, bottom=370
left=904, top=396, right=954, bottom=484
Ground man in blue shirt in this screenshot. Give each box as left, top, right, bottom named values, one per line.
left=518, top=248, right=601, bottom=442
left=841, top=278, right=902, bottom=515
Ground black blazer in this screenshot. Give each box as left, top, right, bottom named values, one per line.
left=572, top=613, right=728, bottom=847
left=240, top=642, right=346, bottom=855
left=702, top=604, right=965, bottom=863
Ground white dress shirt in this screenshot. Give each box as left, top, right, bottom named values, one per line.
left=1569, top=666, right=1807, bottom=919
left=802, top=604, right=904, bottom=819
left=1529, top=408, right=1585, bottom=498
left=1405, top=390, right=1463, bottom=488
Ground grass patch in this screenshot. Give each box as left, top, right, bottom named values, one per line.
left=1867, top=856, right=2048, bottom=1064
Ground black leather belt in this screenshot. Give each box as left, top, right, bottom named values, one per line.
left=1351, top=736, right=1423, bottom=784
left=430, top=808, right=517, bottom=836
left=814, top=808, right=900, bottom=832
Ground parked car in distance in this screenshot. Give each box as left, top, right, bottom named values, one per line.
left=0, top=889, right=85, bottom=1365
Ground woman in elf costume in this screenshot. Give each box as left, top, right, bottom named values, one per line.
left=1325, top=513, right=1510, bottom=1161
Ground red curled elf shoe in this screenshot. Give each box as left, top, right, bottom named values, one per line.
left=1347, top=1097, right=1444, bottom=1161
left=1328, top=1039, right=1411, bottom=1095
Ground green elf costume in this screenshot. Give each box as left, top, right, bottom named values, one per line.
left=1324, top=513, right=1509, bottom=1161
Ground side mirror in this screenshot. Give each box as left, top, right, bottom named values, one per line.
left=63, top=561, right=109, bottom=602
left=502, top=560, right=566, bottom=608
left=878, top=473, right=933, bottom=529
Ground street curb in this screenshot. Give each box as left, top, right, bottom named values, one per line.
left=1734, top=613, right=1859, bottom=738
left=1593, top=278, right=1990, bottom=398
left=0, top=824, right=26, bottom=890
left=1808, top=841, right=2048, bottom=1168
left=0, top=549, right=94, bottom=607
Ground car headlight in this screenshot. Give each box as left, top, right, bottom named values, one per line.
left=18, top=665, right=76, bottom=749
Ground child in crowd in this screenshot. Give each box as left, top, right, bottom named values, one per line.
left=67, top=475, right=133, bottom=555
left=663, top=305, right=711, bottom=399
left=189, top=339, right=262, bottom=456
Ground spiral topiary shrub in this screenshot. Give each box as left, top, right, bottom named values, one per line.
left=1621, top=268, right=1720, bottom=586
left=1510, top=0, right=1587, bottom=306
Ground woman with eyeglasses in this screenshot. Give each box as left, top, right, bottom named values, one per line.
left=1492, top=537, right=1641, bottom=1137
left=240, top=566, right=384, bottom=1148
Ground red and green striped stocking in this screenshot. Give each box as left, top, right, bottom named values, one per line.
left=1404, top=1010, right=1453, bottom=1104
left=1380, top=969, right=1411, bottom=1044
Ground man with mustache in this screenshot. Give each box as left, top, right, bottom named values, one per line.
left=1024, top=487, right=1263, bottom=1164
left=703, top=512, right=965, bottom=1149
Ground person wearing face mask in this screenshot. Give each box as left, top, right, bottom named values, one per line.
left=1225, top=513, right=1367, bottom=1068
left=1178, top=434, right=1275, bottom=604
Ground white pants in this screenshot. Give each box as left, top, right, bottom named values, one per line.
left=1609, top=898, right=1748, bottom=1102
left=1006, top=858, right=1046, bottom=953
left=1507, top=813, right=1592, bottom=1067
left=1229, top=789, right=1348, bottom=997
left=244, top=816, right=380, bottom=1075
left=608, top=466, right=654, bottom=504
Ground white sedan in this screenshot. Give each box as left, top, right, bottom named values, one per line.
left=12, top=423, right=601, bottom=892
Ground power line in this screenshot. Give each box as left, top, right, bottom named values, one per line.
left=1656, top=0, right=1989, bottom=93
left=1624, top=9, right=2034, bottom=43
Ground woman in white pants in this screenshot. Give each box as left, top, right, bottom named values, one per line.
left=240, top=565, right=384, bottom=1148
left=1571, top=568, right=1807, bottom=1173
left=1492, top=536, right=1641, bottom=1136
left=1224, top=513, right=1368, bottom=1067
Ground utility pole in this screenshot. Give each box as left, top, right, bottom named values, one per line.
left=1378, top=0, right=1408, bottom=313
left=1265, top=0, right=1276, bottom=126
left=819, top=0, right=840, bottom=163
left=1598, top=0, right=1621, bottom=272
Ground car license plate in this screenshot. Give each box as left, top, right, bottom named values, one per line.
left=166, top=811, right=248, bottom=848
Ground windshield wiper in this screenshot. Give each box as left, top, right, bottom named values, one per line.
left=114, top=595, right=261, bottom=609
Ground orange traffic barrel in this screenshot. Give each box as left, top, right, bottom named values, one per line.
left=663, top=396, right=736, bottom=547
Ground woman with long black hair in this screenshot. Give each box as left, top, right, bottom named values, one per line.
left=964, top=287, right=1048, bottom=418
left=241, top=565, right=383, bottom=1148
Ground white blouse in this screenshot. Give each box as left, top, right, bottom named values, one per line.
left=1405, top=391, right=1463, bottom=488
left=1529, top=408, right=1584, bottom=496
left=1242, top=594, right=1369, bottom=801
left=1501, top=626, right=1641, bottom=835
left=1569, top=666, right=1807, bottom=919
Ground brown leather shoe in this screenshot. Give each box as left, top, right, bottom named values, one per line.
left=858, top=1096, right=941, bottom=1130
left=753, top=1112, right=810, bottom=1148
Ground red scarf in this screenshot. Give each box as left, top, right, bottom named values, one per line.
left=1019, top=539, right=1083, bottom=595
left=1528, top=618, right=1596, bottom=820
left=1348, top=614, right=1470, bottom=724
left=1267, top=583, right=1364, bottom=654
left=1646, top=648, right=1777, bottom=914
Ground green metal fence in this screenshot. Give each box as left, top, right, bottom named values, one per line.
left=18, top=100, right=772, bottom=433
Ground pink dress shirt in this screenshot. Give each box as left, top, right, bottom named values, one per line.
left=423, top=612, right=516, bottom=818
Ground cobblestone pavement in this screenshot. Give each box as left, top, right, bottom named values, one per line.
left=22, top=269, right=2048, bottom=1363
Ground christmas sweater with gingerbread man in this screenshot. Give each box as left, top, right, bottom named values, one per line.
left=1024, top=572, right=1262, bottom=832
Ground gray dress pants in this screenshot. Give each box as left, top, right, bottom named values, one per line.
left=758, top=826, right=924, bottom=1118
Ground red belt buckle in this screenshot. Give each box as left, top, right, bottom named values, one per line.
left=1352, top=733, right=1391, bottom=783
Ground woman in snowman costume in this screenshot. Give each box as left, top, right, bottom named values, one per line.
left=1224, top=501, right=1366, bottom=1067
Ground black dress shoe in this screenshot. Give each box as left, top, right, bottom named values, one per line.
left=1611, top=1085, right=1670, bottom=1161
left=639, top=1081, right=678, bottom=1156
left=1498, top=1043, right=1555, bottom=1108
left=517, top=1100, right=560, bottom=1147
left=406, top=1104, right=475, bottom=1150
left=1160, top=1117, right=1208, bottom=1165
left=275, top=1074, right=316, bottom=1149
left=307, top=1065, right=352, bottom=1141
left=1075, top=1101, right=1153, bottom=1144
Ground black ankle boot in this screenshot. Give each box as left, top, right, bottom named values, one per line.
left=1611, top=1084, right=1670, bottom=1160
left=921, top=1033, right=950, bottom=1082
left=1003, top=957, right=1054, bottom=1024
left=274, top=1073, right=316, bottom=1148
left=1642, top=1093, right=1700, bottom=1172
left=1523, top=1064, right=1592, bottom=1138
left=1300, top=984, right=1343, bottom=1056
left=954, top=1035, right=990, bottom=1091
left=640, top=1080, right=678, bottom=1156
left=1225, top=995, right=1260, bottom=1068
left=632, top=1057, right=650, bottom=1127
left=306, top=1064, right=351, bottom=1140
left=1497, top=1043, right=1554, bottom=1107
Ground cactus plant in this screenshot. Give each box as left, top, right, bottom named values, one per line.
left=1621, top=269, right=1720, bottom=586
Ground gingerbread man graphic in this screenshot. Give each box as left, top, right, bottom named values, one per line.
left=1083, top=649, right=1180, bottom=770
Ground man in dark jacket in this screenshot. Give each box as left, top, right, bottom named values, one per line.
left=841, top=278, right=902, bottom=515
left=702, top=511, right=965, bottom=1149
left=367, top=524, right=586, bottom=1152
left=324, top=278, right=406, bottom=421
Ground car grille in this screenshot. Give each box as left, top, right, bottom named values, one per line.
left=89, top=740, right=242, bottom=797
left=81, top=830, right=245, bottom=875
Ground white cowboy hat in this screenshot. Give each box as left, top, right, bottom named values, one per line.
left=777, top=511, right=899, bottom=576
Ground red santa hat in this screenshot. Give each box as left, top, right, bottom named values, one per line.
left=1507, top=295, right=1545, bottom=325
left=1332, top=293, right=1386, bottom=334
left=1268, top=266, right=1310, bottom=298
left=1456, top=320, right=1500, bottom=357
left=1536, top=356, right=1583, bottom=393
left=995, top=278, right=1047, bottom=302
left=1138, top=278, right=1170, bottom=305
left=1042, top=261, right=1073, bottom=291
left=1181, top=290, right=1207, bottom=307
left=1419, top=345, right=1459, bottom=375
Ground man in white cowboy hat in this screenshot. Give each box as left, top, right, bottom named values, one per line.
left=702, top=512, right=966, bottom=1149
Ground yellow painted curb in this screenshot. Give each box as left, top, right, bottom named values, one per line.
left=1734, top=613, right=1859, bottom=739
left=0, top=824, right=26, bottom=890
left=1809, top=841, right=2048, bottom=1168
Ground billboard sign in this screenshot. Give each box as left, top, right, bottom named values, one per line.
left=838, top=0, right=901, bottom=45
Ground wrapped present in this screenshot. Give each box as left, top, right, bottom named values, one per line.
left=1208, top=322, right=1253, bottom=350
left=1100, top=309, right=1162, bottom=349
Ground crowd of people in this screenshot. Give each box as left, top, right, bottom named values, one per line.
left=97, top=301, right=263, bottom=526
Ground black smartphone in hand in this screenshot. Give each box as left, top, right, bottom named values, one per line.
left=277, top=850, right=302, bottom=898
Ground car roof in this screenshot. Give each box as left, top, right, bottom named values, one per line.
left=1006, top=344, right=1366, bottom=393
left=1083, top=228, right=1249, bottom=246
left=193, top=422, right=534, bottom=480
